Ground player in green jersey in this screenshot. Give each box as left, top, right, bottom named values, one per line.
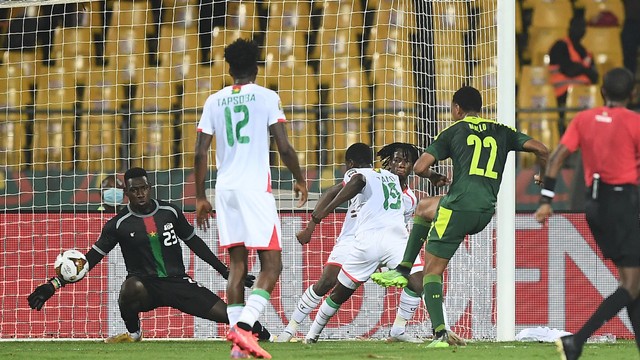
left=372, top=86, right=549, bottom=347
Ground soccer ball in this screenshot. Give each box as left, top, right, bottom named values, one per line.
left=54, top=250, right=89, bottom=283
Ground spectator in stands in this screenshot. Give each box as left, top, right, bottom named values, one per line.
left=548, top=16, right=598, bottom=135
left=98, top=174, right=125, bottom=213
left=622, top=0, right=640, bottom=79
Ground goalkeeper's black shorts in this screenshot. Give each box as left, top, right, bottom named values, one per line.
left=131, top=275, right=223, bottom=318
left=585, top=183, right=640, bottom=267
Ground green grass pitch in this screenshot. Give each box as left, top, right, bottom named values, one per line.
left=0, top=340, right=636, bottom=359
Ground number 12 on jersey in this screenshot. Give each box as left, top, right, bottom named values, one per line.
left=224, top=104, right=250, bottom=146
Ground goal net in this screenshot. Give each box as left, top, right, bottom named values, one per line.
left=0, top=0, right=502, bottom=340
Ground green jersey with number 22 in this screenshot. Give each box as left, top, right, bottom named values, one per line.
left=426, top=116, right=532, bottom=213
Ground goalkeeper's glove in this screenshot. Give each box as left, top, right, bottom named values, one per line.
left=221, top=268, right=256, bottom=288
left=27, top=277, right=67, bottom=311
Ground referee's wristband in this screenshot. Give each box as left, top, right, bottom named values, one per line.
left=311, top=215, right=322, bottom=224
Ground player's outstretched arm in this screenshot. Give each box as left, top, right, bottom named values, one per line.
left=185, top=235, right=255, bottom=287
left=194, top=132, right=215, bottom=230
left=414, top=152, right=450, bottom=186
left=270, top=122, right=308, bottom=207
left=296, top=183, right=342, bottom=245
left=28, top=248, right=103, bottom=311
left=312, top=175, right=365, bottom=221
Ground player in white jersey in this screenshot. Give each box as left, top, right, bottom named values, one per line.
left=302, top=143, right=448, bottom=343
left=275, top=145, right=370, bottom=342
left=193, top=38, right=308, bottom=359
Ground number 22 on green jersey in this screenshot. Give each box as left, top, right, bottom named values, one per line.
left=467, top=134, right=498, bottom=179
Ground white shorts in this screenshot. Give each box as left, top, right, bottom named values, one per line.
left=338, top=228, right=421, bottom=289
left=215, top=190, right=282, bottom=250
left=326, top=235, right=356, bottom=267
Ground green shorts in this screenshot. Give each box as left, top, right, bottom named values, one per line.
left=425, top=206, right=493, bottom=259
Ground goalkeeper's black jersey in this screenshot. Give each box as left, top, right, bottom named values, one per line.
left=93, top=199, right=196, bottom=278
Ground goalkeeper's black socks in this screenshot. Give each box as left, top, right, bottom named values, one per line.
left=252, top=321, right=272, bottom=341
left=574, top=287, right=633, bottom=346
left=237, top=321, right=252, bottom=332
left=124, top=319, right=141, bottom=334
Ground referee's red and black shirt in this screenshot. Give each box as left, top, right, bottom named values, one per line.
left=561, top=106, right=640, bottom=186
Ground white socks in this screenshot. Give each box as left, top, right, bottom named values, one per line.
left=237, top=289, right=270, bottom=328
left=390, top=288, right=421, bottom=337
left=227, top=304, right=244, bottom=327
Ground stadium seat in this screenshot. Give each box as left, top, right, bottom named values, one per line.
left=526, top=26, right=567, bottom=66
left=272, top=62, right=319, bottom=166
left=264, top=30, right=309, bottom=63
left=374, top=114, right=416, bottom=148
left=369, top=53, right=413, bottom=85
left=225, top=0, right=260, bottom=32
left=158, top=25, right=200, bottom=83
left=32, top=66, right=77, bottom=171
left=131, top=67, right=177, bottom=171
left=109, top=0, right=153, bottom=33
left=105, top=27, right=148, bottom=84
left=324, top=70, right=372, bottom=165
left=431, top=1, right=469, bottom=31
left=321, top=0, right=364, bottom=32
left=565, top=84, right=603, bottom=123
left=519, top=65, right=550, bottom=88
left=517, top=84, right=559, bottom=167
left=2, top=51, right=38, bottom=94
left=52, top=26, right=94, bottom=86
left=530, top=0, right=573, bottom=29
left=317, top=56, right=361, bottom=88
left=180, top=62, right=225, bottom=168
left=472, top=58, right=498, bottom=116
left=0, top=64, right=27, bottom=170
left=434, top=58, right=467, bottom=116
left=161, top=0, right=199, bottom=29
left=311, top=27, right=360, bottom=61
left=433, top=30, right=466, bottom=63
left=77, top=69, right=124, bottom=172
left=373, top=76, right=416, bottom=115
left=267, top=0, right=311, bottom=32
left=582, top=27, right=623, bottom=81
left=579, top=0, right=624, bottom=25
left=365, top=26, right=412, bottom=57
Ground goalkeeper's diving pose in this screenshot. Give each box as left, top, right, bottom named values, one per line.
left=28, top=167, right=271, bottom=343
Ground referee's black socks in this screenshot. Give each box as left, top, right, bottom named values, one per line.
left=574, top=287, right=633, bottom=346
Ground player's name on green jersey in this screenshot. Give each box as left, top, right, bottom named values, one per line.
left=468, top=122, right=488, bottom=133
left=217, top=93, right=256, bottom=107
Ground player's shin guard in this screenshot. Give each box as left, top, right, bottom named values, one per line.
left=399, top=217, right=430, bottom=269
left=237, top=289, right=270, bottom=331
left=423, top=274, right=446, bottom=334
left=306, top=297, right=340, bottom=342
left=390, top=288, right=421, bottom=337
left=286, top=286, right=322, bottom=333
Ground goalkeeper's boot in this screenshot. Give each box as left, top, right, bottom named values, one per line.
left=446, top=330, right=467, bottom=346
left=230, top=344, right=251, bottom=359
left=227, top=325, right=271, bottom=359
left=387, top=331, right=423, bottom=343
left=370, top=267, right=410, bottom=288
left=556, top=335, right=582, bottom=360
left=104, top=332, right=143, bottom=343
left=426, top=330, right=450, bottom=348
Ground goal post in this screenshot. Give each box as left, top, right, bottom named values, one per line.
left=496, top=0, right=516, bottom=342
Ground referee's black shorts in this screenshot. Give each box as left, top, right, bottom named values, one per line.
left=585, top=183, right=640, bottom=267
left=132, top=275, right=223, bottom=318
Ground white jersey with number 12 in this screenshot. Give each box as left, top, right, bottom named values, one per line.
left=197, top=83, right=286, bottom=191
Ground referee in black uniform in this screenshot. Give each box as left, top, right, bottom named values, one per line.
left=28, top=167, right=270, bottom=343
left=535, top=68, right=640, bottom=359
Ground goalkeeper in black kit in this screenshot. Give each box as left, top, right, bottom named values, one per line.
left=28, top=167, right=271, bottom=343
